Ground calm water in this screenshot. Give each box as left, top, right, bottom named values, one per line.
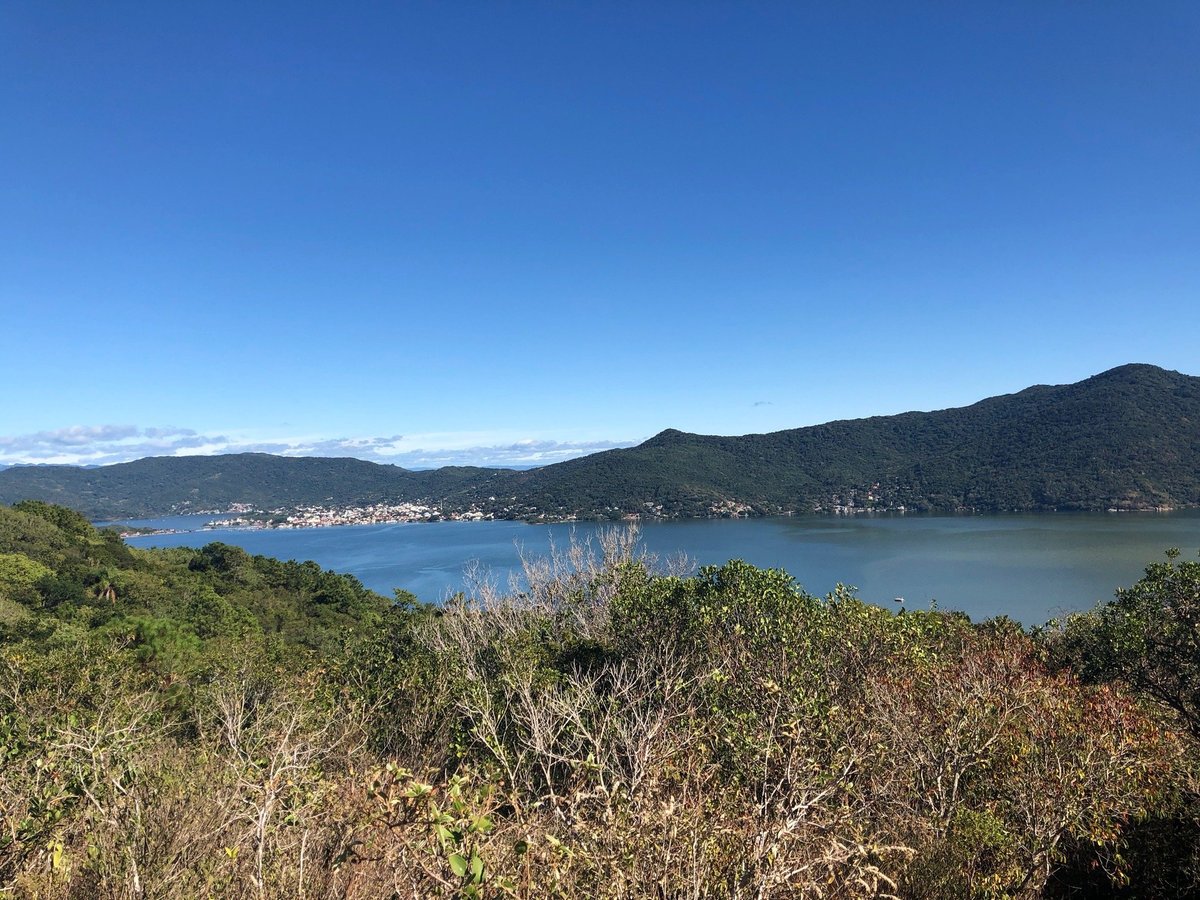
left=114, top=513, right=1200, bottom=625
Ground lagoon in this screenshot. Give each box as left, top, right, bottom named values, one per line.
left=117, top=512, right=1200, bottom=625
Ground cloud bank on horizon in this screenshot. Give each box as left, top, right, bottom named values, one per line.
left=0, top=425, right=634, bottom=470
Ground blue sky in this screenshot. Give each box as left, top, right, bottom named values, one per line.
left=2, top=2, right=1198, bottom=467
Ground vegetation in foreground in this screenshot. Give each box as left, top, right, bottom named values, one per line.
left=1, top=501, right=1199, bottom=897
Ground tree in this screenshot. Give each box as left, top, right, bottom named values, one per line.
left=92, top=566, right=119, bottom=605
left=1045, top=549, right=1200, bottom=739
left=0, top=552, right=52, bottom=606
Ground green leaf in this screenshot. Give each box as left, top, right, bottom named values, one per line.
left=471, top=814, right=494, bottom=834
left=449, top=852, right=468, bottom=878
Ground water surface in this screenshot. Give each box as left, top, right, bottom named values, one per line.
left=115, top=513, right=1200, bottom=625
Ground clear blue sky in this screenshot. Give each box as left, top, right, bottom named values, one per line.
left=3, top=2, right=1198, bottom=467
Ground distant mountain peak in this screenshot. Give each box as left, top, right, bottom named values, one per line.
left=1087, top=362, right=1176, bottom=381
left=640, top=428, right=694, bottom=448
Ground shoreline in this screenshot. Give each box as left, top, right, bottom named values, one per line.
left=109, top=504, right=1197, bottom=538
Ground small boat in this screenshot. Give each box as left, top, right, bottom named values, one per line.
left=893, top=596, right=905, bottom=603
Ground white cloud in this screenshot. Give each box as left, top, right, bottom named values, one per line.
left=0, top=424, right=141, bottom=449
left=380, top=439, right=631, bottom=469
left=0, top=426, right=215, bottom=466
left=0, top=425, right=634, bottom=469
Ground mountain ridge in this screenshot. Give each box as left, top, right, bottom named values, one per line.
left=3, top=364, right=1198, bottom=520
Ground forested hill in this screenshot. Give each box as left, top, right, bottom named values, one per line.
left=0, top=453, right=518, bottom=519
left=2, top=363, right=1199, bottom=519
left=505, top=363, right=1200, bottom=517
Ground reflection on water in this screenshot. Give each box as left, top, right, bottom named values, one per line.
left=116, top=512, right=1200, bottom=625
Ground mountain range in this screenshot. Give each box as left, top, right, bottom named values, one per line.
left=3, top=364, right=1198, bottom=521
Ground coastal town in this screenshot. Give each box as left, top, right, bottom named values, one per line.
left=195, top=497, right=784, bottom=532
left=185, top=484, right=909, bottom=532
left=203, top=501, right=496, bottom=530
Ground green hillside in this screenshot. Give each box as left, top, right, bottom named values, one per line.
left=504, top=363, right=1200, bottom=517
left=0, top=453, right=518, bottom=519
left=2, top=364, right=1198, bottom=520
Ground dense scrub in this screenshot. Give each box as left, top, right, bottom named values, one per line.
left=1, top=502, right=1198, bottom=897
